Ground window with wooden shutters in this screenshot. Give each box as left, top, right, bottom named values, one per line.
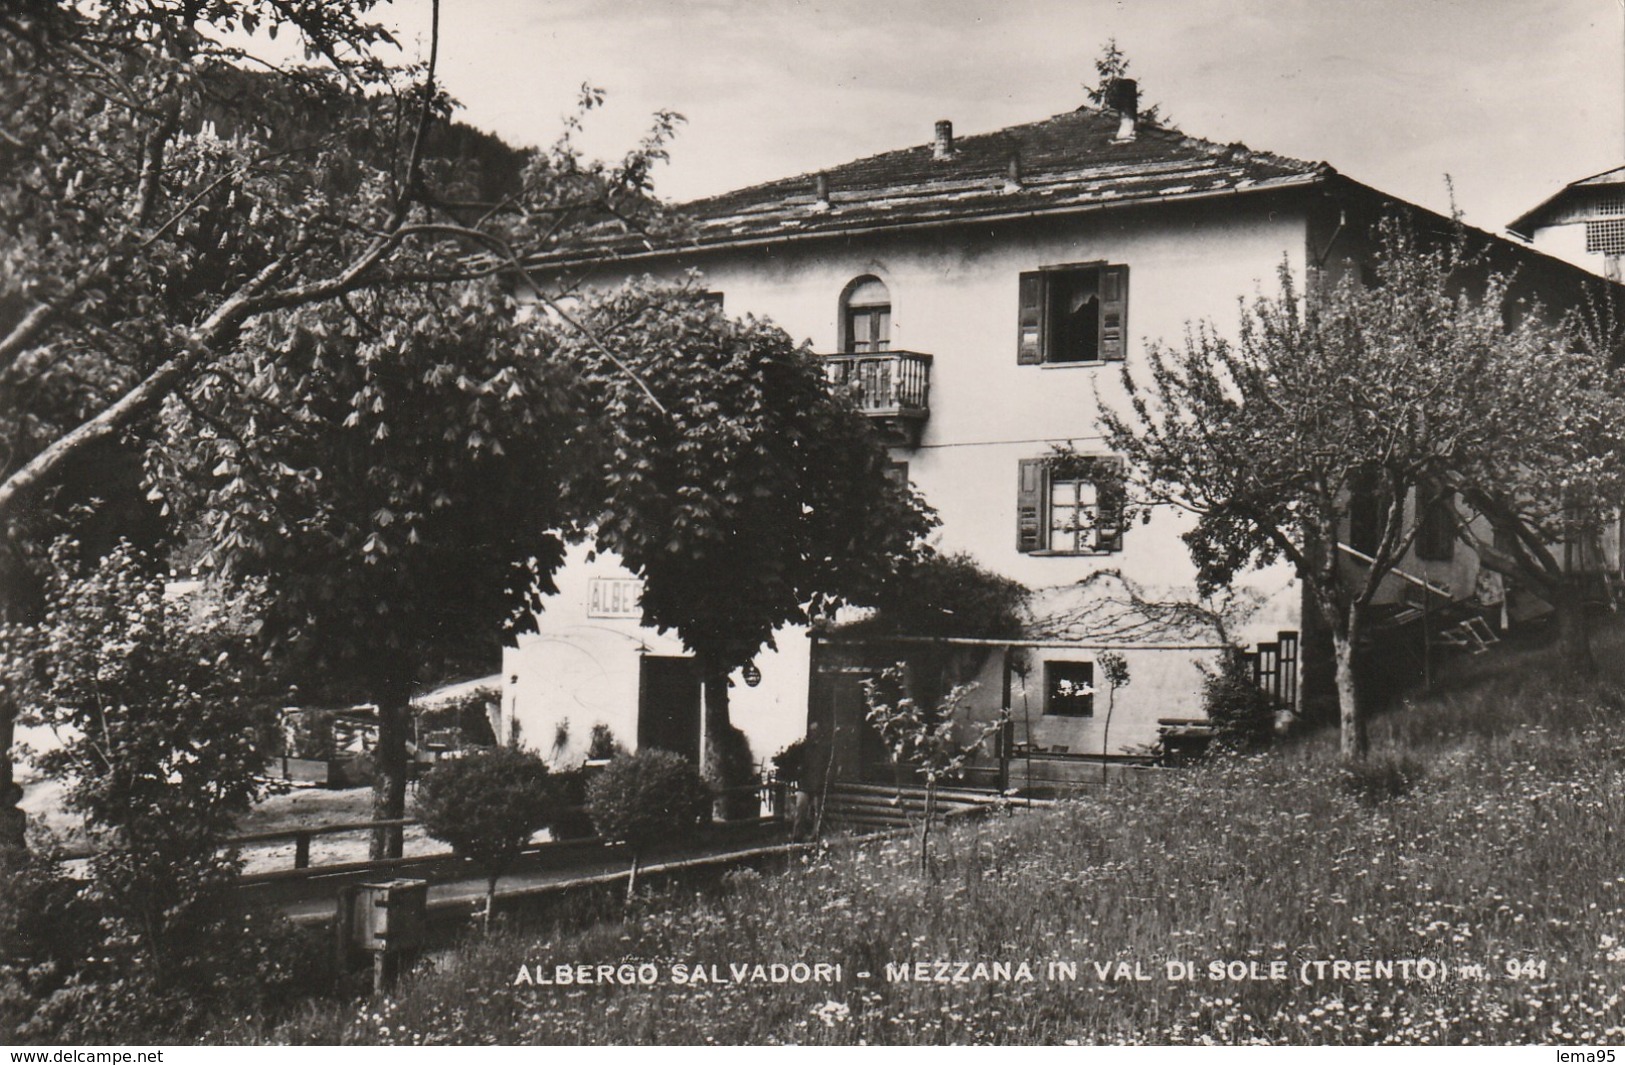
left=1017, top=274, right=1046, bottom=364
left=1017, top=455, right=1126, bottom=555
left=1016, top=458, right=1045, bottom=551
left=1016, top=263, right=1129, bottom=364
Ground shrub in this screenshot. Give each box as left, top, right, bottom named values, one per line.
left=709, top=724, right=759, bottom=821
left=584, top=750, right=710, bottom=899
left=0, top=541, right=291, bottom=1039
left=0, top=841, right=326, bottom=1043
left=771, top=739, right=807, bottom=784
left=0, top=844, right=93, bottom=1040
left=1201, top=650, right=1278, bottom=754
left=415, top=747, right=556, bottom=929
left=586, top=723, right=625, bottom=761
left=13, top=900, right=327, bottom=1044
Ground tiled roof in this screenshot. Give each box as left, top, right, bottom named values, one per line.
left=1572, top=165, right=1625, bottom=188
left=551, top=106, right=1332, bottom=262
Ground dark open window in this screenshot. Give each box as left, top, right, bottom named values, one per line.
left=1018, top=263, right=1128, bottom=364
left=1044, top=661, right=1095, bottom=717
left=842, top=276, right=891, bottom=353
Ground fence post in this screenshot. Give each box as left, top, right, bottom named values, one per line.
left=998, top=718, right=1013, bottom=794
left=295, top=832, right=312, bottom=870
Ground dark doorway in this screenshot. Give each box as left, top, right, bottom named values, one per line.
left=810, top=669, right=891, bottom=784
left=637, top=656, right=702, bottom=762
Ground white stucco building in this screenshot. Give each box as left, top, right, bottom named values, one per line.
left=499, top=84, right=1612, bottom=788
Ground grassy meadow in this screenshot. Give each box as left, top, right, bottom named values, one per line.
left=242, top=626, right=1625, bottom=1044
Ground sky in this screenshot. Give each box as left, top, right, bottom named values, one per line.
left=359, top=0, right=1620, bottom=235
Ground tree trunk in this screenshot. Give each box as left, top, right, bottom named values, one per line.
left=484, top=873, right=498, bottom=933
left=1298, top=577, right=1339, bottom=728
left=701, top=656, right=754, bottom=819
left=1554, top=576, right=1596, bottom=677
left=626, top=851, right=639, bottom=904
left=370, top=686, right=411, bottom=860
left=701, top=657, right=732, bottom=778
left=1333, top=628, right=1367, bottom=762
left=1100, top=690, right=1115, bottom=785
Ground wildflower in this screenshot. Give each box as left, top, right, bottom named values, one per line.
left=812, top=1001, right=851, bottom=1027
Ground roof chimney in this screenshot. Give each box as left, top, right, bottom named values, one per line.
left=1003, top=152, right=1023, bottom=193
left=932, top=119, right=954, bottom=160
left=813, top=171, right=830, bottom=210
left=1105, top=77, right=1138, bottom=141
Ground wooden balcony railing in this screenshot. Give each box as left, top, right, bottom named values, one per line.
left=822, top=351, right=931, bottom=445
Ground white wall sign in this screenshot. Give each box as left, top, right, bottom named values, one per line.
left=587, top=577, right=644, bottom=619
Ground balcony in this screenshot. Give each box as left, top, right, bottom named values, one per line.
left=822, top=350, right=932, bottom=447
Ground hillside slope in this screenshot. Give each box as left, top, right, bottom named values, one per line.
left=254, top=626, right=1625, bottom=1045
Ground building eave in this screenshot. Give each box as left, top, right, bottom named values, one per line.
left=527, top=171, right=1331, bottom=271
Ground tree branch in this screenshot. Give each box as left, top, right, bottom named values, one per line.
left=0, top=257, right=289, bottom=519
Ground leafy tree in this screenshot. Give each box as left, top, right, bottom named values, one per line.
left=1085, top=38, right=1168, bottom=127
left=584, top=749, right=710, bottom=902
left=414, top=747, right=555, bottom=931
left=0, top=539, right=303, bottom=1036
left=1103, top=221, right=1557, bottom=761
left=558, top=284, right=935, bottom=795
left=1448, top=288, right=1625, bottom=674
left=0, top=0, right=678, bottom=845
left=1, top=539, right=273, bottom=871
left=1095, top=651, right=1130, bottom=783
left=152, top=279, right=585, bottom=858
left=862, top=665, right=1003, bottom=873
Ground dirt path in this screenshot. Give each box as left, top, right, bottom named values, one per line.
left=272, top=825, right=798, bottom=925
left=22, top=775, right=441, bottom=874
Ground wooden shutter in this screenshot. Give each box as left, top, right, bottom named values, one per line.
left=1095, top=458, right=1126, bottom=552
left=1017, top=458, right=1046, bottom=552
left=1098, top=264, right=1129, bottom=362
left=1017, top=272, right=1046, bottom=364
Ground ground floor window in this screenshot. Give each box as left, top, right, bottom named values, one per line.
left=1044, top=661, right=1095, bottom=717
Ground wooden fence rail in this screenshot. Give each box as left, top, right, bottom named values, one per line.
left=55, top=781, right=789, bottom=873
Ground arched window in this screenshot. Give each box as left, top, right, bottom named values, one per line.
left=841, top=276, right=890, bottom=353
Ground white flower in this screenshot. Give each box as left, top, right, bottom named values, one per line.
left=812, top=1000, right=851, bottom=1027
